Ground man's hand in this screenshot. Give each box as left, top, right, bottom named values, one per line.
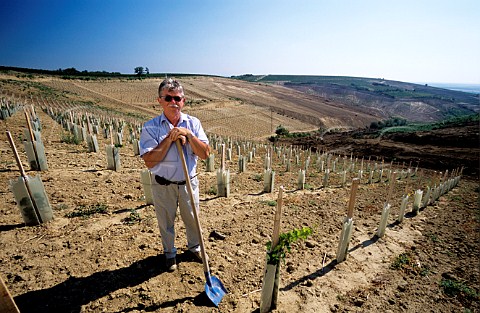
left=168, top=127, right=188, bottom=145
left=168, top=127, right=210, bottom=159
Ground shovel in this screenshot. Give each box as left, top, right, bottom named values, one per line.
left=175, top=140, right=227, bottom=306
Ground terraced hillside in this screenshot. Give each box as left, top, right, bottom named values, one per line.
left=233, top=74, right=479, bottom=123
left=1, top=74, right=380, bottom=140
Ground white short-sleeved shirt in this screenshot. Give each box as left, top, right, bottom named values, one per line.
left=140, top=112, right=208, bottom=181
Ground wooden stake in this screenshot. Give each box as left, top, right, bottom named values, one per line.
left=24, top=109, right=36, bottom=143
left=221, top=143, right=225, bottom=171
left=6, top=131, right=43, bottom=223
left=30, top=104, right=37, bottom=120
left=347, top=178, right=360, bottom=219
left=86, top=113, right=92, bottom=135
left=404, top=171, right=410, bottom=195
left=110, top=125, right=114, bottom=146
left=417, top=169, right=424, bottom=189
left=442, top=170, right=448, bottom=183
left=433, top=172, right=438, bottom=186
left=272, top=186, right=284, bottom=248
left=321, top=252, right=327, bottom=273
left=386, top=172, right=397, bottom=204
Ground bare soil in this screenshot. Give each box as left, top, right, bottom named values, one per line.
left=1, top=102, right=479, bottom=312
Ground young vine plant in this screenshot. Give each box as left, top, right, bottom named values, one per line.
left=266, top=226, right=313, bottom=265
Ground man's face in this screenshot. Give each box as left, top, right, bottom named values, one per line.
left=158, top=89, right=185, bottom=114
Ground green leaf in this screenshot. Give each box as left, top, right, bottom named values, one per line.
left=266, top=226, right=312, bottom=264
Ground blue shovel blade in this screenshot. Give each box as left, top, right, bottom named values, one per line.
left=205, top=273, right=227, bottom=307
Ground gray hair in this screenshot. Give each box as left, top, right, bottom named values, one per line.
left=158, top=78, right=184, bottom=97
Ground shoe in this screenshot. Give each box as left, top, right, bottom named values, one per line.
left=165, top=257, right=177, bottom=272
left=192, top=251, right=208, bottom=263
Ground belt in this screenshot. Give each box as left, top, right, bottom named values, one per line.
left=155, top=175, right=186, bottom=186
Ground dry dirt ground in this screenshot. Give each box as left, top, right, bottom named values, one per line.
left=1, top=106, right=479, bottom=313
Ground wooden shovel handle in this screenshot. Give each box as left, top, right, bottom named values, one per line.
left=271, top=186, right=284, bottom=248
left=347, top=178, right=360, bottom=219
left=175, top=140, right=210, bottom=274
left=6, top=131, right=27, bottom=178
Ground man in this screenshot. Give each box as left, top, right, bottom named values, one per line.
left=140, top=78, right=210, bottom=272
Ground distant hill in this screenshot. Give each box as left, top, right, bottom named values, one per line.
left=2, top=67, right=478, bottom=133
left=232, top=75, right=479, bottom=123
left=426, top=83, right=480, bottom=94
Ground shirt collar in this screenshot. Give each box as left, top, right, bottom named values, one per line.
left=159, top=112, right=186, bottom=126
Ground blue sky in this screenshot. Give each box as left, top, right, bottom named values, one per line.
left=1, top=0, right=479, bottom=84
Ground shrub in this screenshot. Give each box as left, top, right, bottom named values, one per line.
left=275, top=125, right=290, bottom=137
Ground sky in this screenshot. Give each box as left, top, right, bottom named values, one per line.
left=1, top=0, right=479, bottom=84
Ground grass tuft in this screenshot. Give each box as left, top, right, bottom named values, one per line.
left=122, top=209, right=141, bottom=225
left=440, top=278, right=479, bottom=300
left=61, top=132, right=80, bottom=145
left=66, top=204, right=108, bottom=218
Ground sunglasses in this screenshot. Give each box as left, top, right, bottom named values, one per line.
left=161, top=95, right=183, bottom=102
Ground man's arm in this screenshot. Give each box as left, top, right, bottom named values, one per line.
left=141, top=134, right=174, bottom=169
left=186, top=131, right=210, bottom=160
left=168, top=127, right=210, bottom=160
left=142, top=125, right=210, bottom=168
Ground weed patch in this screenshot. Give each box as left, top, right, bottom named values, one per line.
left=426, top=232, right=441, bottom=243
left=66, top=204, right=108, bottom=218
left=262, top=200, right=277, bottom=207
left=122, top=209, right=141, bottom=225
left=253, top=174, right=262, bottom=182
left=304, top=183, right=314, bottom=190
left=61, top=132, right=80, bottom=145
left=440, top=278, right=479, bottom=301
left=207, top=185, right=217, bottom=195
left=390, top=252, right=423, bottom=275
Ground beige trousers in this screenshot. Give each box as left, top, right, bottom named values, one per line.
left=151, top=176, right=201, bottom=259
